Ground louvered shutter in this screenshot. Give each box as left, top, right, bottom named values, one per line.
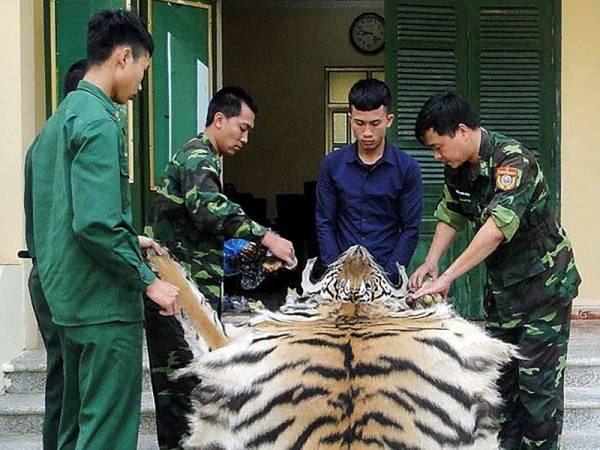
left=387, top=0, right=467, bottom=185
left=470, top=0, right=559, bottom=202
left=386, top=0, right=484, bottom=318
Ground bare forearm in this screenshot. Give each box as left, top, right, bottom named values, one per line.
left=440, top=217, right=504, bottom=284
left=426, top=222, right=458, bottom=265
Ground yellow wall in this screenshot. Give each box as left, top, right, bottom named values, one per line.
left=562, top=0, right=600, bottom=305
left=0, top=0, right=46, bottom=385
left=222, top=4, right=384, bottom=218
left=0, top=0, right=45, bottom=265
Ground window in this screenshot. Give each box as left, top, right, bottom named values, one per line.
left=324, top=67, right=384, bottom=154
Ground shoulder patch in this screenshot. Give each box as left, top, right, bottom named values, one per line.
left=496, top=166, right=519, bottom=191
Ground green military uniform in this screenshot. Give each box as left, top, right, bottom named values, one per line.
left=28, top=80, right=155, bottom=450
left=435, top=128, right=581, bottom=450
left=24, top=148, right=63, bottom=450
left=147, top=133, right=267, bottom=449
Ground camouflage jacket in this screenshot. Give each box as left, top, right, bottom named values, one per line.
left=152, top=133, right=267, bottom=308
left=434, top=128, right=581, bottom=317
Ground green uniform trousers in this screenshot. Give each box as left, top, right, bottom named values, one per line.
left=486, top=301, right=572, bottom=450
left=144, top=298, right=198, bottom=450
left=28, top=263, right=63, bottom=450
left=57, top=321, right=143, bottom=450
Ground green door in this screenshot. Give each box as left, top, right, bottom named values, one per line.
left=144, top=0, right=214, bottom=225
left=47, top=0, right=146, bottom=229
left=47, top=0, right=215, bottom=231
left=385, top=0, right=559, bottom=318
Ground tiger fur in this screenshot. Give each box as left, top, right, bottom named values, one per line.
left=147, top=245, right=518, bottom=450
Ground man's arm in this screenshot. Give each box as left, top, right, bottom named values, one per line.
left=260, top=231, right=295, bottom=266
left=181, top=157, right=267, bottom=240
left=413, top=146, right=540, bottom=298
left=409, top=221, right=458, bottom=291
left=71, top=119, right=157, bottom=292
left=412, top=217, right=503, bottom=297
left=315, top=157, right=341, bottom=264
left=181, top=156, right=295, bottom=265
left=386, top=161, right=423, bottom=278
left=409, top=183, right=467, bottom=291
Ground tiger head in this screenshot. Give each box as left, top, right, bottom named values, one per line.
left=301, top=246, right=409, bottom=308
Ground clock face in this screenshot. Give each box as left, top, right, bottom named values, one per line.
left=350, top=13, right=385, bottom=53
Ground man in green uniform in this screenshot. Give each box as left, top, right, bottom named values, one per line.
left=26, top=10, right=180, bottom=450
left=22, top=58, right=89, bottom=450
left=147, top=86, right=295, bottom=449
left=409, top=91, right=581, bottom=450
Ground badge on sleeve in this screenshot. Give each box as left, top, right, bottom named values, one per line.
left=496, top=166, right=519, bottom=191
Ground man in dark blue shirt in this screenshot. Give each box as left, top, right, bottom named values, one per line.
left=316, top=79, right=423, bottom=283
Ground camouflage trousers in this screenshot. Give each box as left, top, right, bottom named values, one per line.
left=485, top=299, right=572, bottom=450
left=144, top=298, right=200, bottom=450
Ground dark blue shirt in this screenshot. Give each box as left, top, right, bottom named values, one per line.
left=316, top=142, right=423, bottom=283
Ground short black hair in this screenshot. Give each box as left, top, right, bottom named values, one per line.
left=205, top=87, right=258, bottom=127
left=414, top=90, right=479, bottom=145
left=63, top=59, right=88, bottom=96
left=348, top=78, right=391, bottom=112
left=87, top=9, right=153, bottom=65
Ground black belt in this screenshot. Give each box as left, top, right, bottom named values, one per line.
left=18, top=250, right=32, bottom=259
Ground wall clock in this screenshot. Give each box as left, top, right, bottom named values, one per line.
left=350, top=12, right=385, bottom=54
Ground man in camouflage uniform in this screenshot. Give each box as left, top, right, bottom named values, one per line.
left=146, top=86, right=295, bottom=449
left=409, top=91, right=581, bottom=450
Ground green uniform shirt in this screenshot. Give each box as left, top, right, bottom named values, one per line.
left=434, top=129, right=581, bottom=317
left=25, top=80, right=155, bottom=326
left=152, top=133, right=267, bottom=307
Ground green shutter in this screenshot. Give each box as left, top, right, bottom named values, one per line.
left=389, top=1, right=468, bottom=184
left=470, top=0, right=559, bottom=204
left=386, top=0, right=483, bottom=318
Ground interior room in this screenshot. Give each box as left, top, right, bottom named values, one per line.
left=220, top=1, right=385, bottom=296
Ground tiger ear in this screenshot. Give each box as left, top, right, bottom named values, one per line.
left=396, top=264, right=409, bottom=294
left=301, top=257, right=323, bottom=296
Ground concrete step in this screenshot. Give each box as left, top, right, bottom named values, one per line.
left=0, top=433, right=159, bottom=449
left=0, top=392, right=156, bottom=437
left=565, top=321, right=600, bottom=388
left=566, top=354, right=600, bottom=388
left=1, top=351, right=153, bottom=395
left=561, top=431, right=600, bottom=450
left=0, top=386, right=597, bottom=438
left=563, top=386, right=600, bottom=433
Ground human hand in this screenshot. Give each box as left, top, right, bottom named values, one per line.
left=145, top=278, right=180, bottom=316
left=139, top=236, right=162, bottom=255
left=409, top=261, right=439, bottom=291
left=412, top=275, right=451, bottom=299
left=261, top=231, right=296, bottom=267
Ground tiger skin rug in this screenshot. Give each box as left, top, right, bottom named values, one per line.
left=146, top=245, right=518, bottom=450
